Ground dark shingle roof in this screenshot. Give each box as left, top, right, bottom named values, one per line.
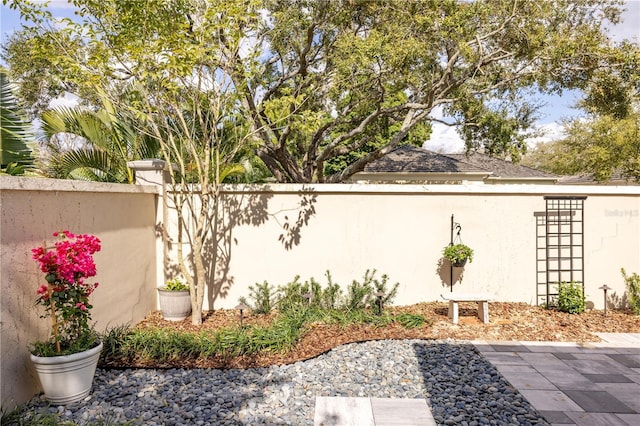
left=447, top=152, right=557, bottom=179
left=363, top=145, right=483, bottom=173
left=364, top=145, right=556, bottom=179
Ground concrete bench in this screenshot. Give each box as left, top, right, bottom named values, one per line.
left=441, top=292, right=493, bottom=324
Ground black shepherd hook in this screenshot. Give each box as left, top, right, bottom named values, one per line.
left=451, top=215, right=461, bottom=246
left=449, top=214, right=462, bottom=291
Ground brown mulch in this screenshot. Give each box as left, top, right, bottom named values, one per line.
left=123, top=302, right=640, bottom=370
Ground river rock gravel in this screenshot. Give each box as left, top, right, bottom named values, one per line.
left=24, top=339, right=548, bottom=425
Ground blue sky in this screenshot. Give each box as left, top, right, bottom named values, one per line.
left=1, top=0, right=639, bottom=151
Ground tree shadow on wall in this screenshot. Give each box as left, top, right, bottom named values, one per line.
left=436, top=258, right=465, bottom=292
left=607, top=291, right=630, bottom=310
left=162, top=185, right=317, bottom=309
left=205, top=185, right=317, bottom=308
left=272, top=186, right=317, bottom=250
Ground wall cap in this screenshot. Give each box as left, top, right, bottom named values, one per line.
left=0, top=176, right=160, bottom=194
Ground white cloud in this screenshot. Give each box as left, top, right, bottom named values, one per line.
left=525, top=122, right=566, bottom=148
left=424, top=122, right=465, bottom=153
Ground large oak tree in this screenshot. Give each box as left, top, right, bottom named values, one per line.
left=4, top=0, right=639, bottom=183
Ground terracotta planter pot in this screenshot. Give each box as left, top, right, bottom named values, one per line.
left=30, top=341, right=103, bottom=404
left=158, top=288, right=192, bottom=321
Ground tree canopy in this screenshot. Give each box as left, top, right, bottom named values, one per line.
left=523, top=107, right=640, bottom=181
left=3, top=0, right=639, bottom=182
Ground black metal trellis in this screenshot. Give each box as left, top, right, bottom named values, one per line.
left=535, top=196, right=586, bottom=306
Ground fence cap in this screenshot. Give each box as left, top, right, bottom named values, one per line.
left=127, top=159, right=176, bottom=171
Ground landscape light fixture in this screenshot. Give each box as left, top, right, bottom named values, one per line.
left=375, top=292, right=386, bottom=315
left=235, top=302, right=250, bottom=327
left=598, top=284, right=611, bottom=315
left=301, top=292, right=313, bottom=306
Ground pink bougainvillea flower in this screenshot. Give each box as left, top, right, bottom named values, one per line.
left=32, top=231, right=101, bottom=353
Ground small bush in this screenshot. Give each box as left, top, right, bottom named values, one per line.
left=621, top=268, right=640, bottom=314
left=243, top=281, right=276, bottom=314
left=557, top=281, right=585, bottom=314
left=345, top=276, right=373, bottom=311
left=276, top=275, right=306, bottom=312
left=344, top=269, right=399, bottom=314
left=165, top=278, right=188, bottom=291
left=320, top=271, right=342, bottom=310
left=276, top=273, right=344, bottom=313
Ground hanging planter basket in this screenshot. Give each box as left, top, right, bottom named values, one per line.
left=442, top=243, right=474, bottom=268
left=453, top=258, right=468, bottom=268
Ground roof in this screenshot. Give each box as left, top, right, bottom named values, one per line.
left=363, top=145, right=483, bottom=174
left=362, top=145, right=557, bottom=180
left=446, top=152, right=557, bottom=179
left=558, top=170, right=640, bottom=186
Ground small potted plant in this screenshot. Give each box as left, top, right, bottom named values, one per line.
left=443, top=243, right=474, bottom=267
left=30, top=230, right=103, bottom=404
left=158, top=278, right=191, bottom=321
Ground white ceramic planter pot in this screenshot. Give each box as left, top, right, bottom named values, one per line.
left=30, top=341, right=103, bottom=404
left=158, top=289, right=192, bottom=321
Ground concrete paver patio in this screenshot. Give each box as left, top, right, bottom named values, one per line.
left=313, top=333, right=640, bottom=425
left=474, top=333, right=640, bottom=426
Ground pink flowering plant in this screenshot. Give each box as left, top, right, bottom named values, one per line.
left=31, top=230, right=101, bottom=356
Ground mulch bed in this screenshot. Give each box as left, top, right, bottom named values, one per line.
left=119, top=302, right=640, bottom=369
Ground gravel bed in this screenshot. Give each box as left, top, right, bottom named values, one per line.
left=25, top=339, right=549, bottom=425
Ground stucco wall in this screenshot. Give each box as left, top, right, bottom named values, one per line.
left=178, top=184, right=640, bottom=312
left=4, top=172, right=640, bottom=408
left=0, top=176, right=158, bottom=408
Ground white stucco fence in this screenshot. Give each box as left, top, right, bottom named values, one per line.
left=0, top=176, right=158, bottom=409
left=181, top=182, right=640, bottom=311
left=2, top=168, right=640, bottom=407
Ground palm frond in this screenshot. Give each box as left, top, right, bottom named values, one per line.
left=0, top=70, right=33, bottom=166
left=53, top=148, right=128, bottom=183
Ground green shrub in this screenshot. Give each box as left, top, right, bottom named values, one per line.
left=344, top=269, right=399, bottom=314
left=442, top=243, right=474, bottom=264
left=243, top=281, right=276, bottom=314
left=164, top=278, right=188, bottom=291
left=276, top=275, right=306, bottom=312
left=395, top=312, right=428, bottom=329
left=100, top=324, right=132, bottom=363
left=345, top=276, right=373, bottom=311
left=320, top=271, right=343, bottom=310
left=557, top=281, right=585, bottom=314
left=276, top=272, right=344, bottom=313
left=370, top=271, right=400, bottom=315
left=621, top=268, right=640, bottom=315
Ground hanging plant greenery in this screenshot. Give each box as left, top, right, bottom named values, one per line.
left=442, top=243, right=474, bottom=266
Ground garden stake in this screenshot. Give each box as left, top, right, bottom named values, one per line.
left=599, top=284, right=610, bottom=315
left=47, top=284, right=61, bottom=353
